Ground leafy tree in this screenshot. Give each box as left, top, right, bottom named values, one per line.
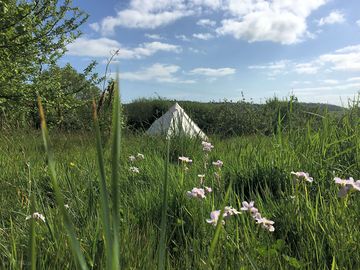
left=0, top=0, right=88, bottom=126
left=31, top=62, right=102, bottom=129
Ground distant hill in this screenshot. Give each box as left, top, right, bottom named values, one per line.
left=298, top=102, right=345, bottom=112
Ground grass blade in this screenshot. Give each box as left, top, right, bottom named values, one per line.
left=158, top=140, right=170, bottom=270
left=29, top=193, right=36, bottom=270
left=37, top=97, right=88, bottom=270
left=92, top=100, right=113, bottom=269
left=110, top=74, right=121, bottom=269
left=208, top=178, right=233, bottom=265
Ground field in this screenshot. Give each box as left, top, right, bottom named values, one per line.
left=1, top=102, right=360, bottom=269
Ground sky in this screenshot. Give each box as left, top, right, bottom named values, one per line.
left=63, top=0, right=360, bottom=105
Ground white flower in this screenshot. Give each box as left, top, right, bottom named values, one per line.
left=206, top=210, right=224, bottom=226
left=129, top=166, right=140, bottom=174
left=179, top=156, right=192, bottom=163
left=64, top=204, right=69, bottom=209
left=255, top=216, right=275, bottom=232
left=240, top=201, right=259, bottom=216
left=291, top=171, right=313, bottom=183
left=198, top=174, right=205, bottom=184
left=26, top=212, right=45, bottom=223
left=204, top=186, right=212, bottom=193
left=129, top=155, right=136, bottom=162
left=186, top=187, right=206, bottom=199
left=202, top=141, right=214, bottom=152
left=137, top=153, right=145, bottom=160
left=224, top=206, right=241, bottom=218
left=353, top=180, right=360, bottom=191
left=212, top=160, right=223, bottom=168
left=334, top=177, right=360, bottom=197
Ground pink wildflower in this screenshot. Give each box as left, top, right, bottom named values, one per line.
left=255, top=216, right=275, bottom=232
left=334, top=177, right=360, bottom=197
left=240, top=201, right=259, bottom=216
left=186, top=188, right=206, bottom=199
left=291, top=171, right=313, bottom=183
left=224, top=206, right=241, bottom=218
left=202, top=141, right=214, bottom=152
left=206, top=210, right=225, bottom=226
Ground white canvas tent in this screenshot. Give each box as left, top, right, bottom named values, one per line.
left=146, top=103, right=208, bottom=140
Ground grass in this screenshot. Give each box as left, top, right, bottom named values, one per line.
left=0, top=103, right=360, bottom=269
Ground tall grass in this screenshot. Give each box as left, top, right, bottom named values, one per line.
left=0, top=99, right=359, bottom=269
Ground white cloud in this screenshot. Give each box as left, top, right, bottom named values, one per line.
left=318, top=10, right=345, bottom=26
left=145, top=33, right=164, bottom=40
left=197, top=18, right=216, bottom=27
left=121, top=63, right=195, bottom=83
left=188, top=47, right=202, bottom=54
left=321, top=79, right=339, bottom=84
left=175, top=34, right=190, bottom=41
left=357, top=20, right=360, bottom=27
left=249, top=60, right=289, bottom=70
left=294, top=62, right=319, bottom=74
left=89, top=22, right=100, bottom=32
left=249, top=60, right=290, bottom=76
left=92, top=0, right=327, bottom=44
left=318, top=44, right=360, bottom=71
left=67, top=38, right=181, bottom=58
left=189, top=67, right=236, bottom=77
left=191, top=0, right=222, bottom=9
left=193, top=33, right=214, bottom=40
left=216, top=0, right=327, bottom=44
left=67, top=37, right=121, bottom=57
left=294, top=82, right=360, bottom=93
left=347, top=77, right=360, bottom=82
left=95, top=0, right=192, bottom=34
left=248, top=43, right=360, bottom=77
left=291, top=80, right=311, bottom=86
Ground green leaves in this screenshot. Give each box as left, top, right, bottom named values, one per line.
left=0, top=0, right=88, bottom=124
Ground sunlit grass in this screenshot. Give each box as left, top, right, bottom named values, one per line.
left=0, top=99, right=360, bottom=269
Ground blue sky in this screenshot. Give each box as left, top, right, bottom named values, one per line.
left=63, top=0, right=360, bottom=105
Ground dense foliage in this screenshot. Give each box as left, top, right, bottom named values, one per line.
left=124, top=97, right=345, bottom=137
left=0, top=0, right=104, bottom=129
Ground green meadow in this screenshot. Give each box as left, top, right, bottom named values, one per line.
left=1, top=94, right=360, bottom=269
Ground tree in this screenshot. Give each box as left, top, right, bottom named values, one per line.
left=0, top=0, right=88, bottom=126
left=29, top=62, right=102, bottom=129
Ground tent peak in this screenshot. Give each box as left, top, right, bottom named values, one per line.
left=146, top=102, right=208, bottom=140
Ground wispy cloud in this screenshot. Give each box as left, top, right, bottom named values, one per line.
left=193, top=33, right=214, bottom=40
left=347, top=77, right=360, bottom=82
left=175, top=34, right=191, bottom=42
left=318, top=10, right=345, bottom=26
left=121, top=63, right=196, bottom=84
left=189, top=67, right=236, bottom=77
left=145, top=33, right=165, bottom=40
left=294, top=62, right=319, bottom=74
left=67, top=38, right=181, bottom=58
left=248, top=43, right=360, bottom=77
left=321, top=79, right=339, bottom=85
left=197, top=18, right=216, bottom=27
